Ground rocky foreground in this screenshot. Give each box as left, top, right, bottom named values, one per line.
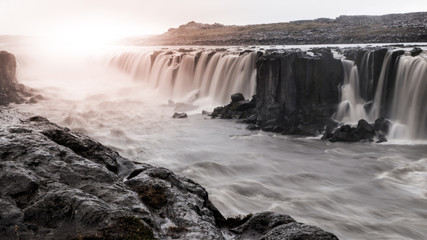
left=0, top=109, right=340, bottom=240
left=124, top=12, right=427, bottom=46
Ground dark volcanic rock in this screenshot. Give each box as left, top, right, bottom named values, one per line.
left=0, top=109, right=221, bottom=239
left=374, top=117, right=392, bottom=135
left=322, top=118, right=390, bottom=143
left=230, top=212, right=338, bottom=240
left=256, top=49, right=343, bottom=135
left=260, top=222, right=339, bottom=240
left=231, top=93, right=245, bottom=102
left=211, top=95, right=257, bottom=121
left=0, top=108, right=339, bottom=240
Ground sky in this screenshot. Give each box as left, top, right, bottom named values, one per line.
left=1, top=0, right=427, bottom=40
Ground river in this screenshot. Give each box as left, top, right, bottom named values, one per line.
left=10, top=42, right=427, bottom=240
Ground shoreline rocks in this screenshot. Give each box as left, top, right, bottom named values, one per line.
left=0, top=107, right=339, bottom=240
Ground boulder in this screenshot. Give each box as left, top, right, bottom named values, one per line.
left=211, top=94, right=256, bottom=120
left=374, top=117, right=392, bottom=135
left=231, top=93, right=245, bottom=103
left=172, top=112, right=188, bottom=118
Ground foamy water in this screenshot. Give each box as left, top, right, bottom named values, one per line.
left=10, top=42, right=427, bottom=240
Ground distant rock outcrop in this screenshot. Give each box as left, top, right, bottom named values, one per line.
left=126, top=12, right=427, bottom=46
left=0, top=51, right=29, bottom=105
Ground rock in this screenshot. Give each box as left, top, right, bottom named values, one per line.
left=327, top=124, right=360, bottom=142
left=246, top=124, right=260, bottom=130
left=376, top=135, right=388, bottom=143
left=0, top=51, right=30, bottom=105
left=228, top=212, right=338, bottom=240
left=374, top=117, right=392, bottom=135
left=172, top=112, right=188, bottom=118
left=0, top=109, right=221, bottom=239
left=240, top=113, right=258, bottom=124
left=231, top=93, right=245, bottom=103
left=211, top=94, right=257, bottom=120
left=410, top=47, right=423, bottom=56
left=0, top=109, right=339, bottom=239
left=260, top=222, right=339, bottom=240
left=354, top=119, right=375, bottom=141
left=323, top=118, right=391, bottom=143
left=256, top=49, right=343, bottom=136
left=202, top=110, right=212, bottom=115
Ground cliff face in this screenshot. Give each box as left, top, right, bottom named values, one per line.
left=255, top=49, right=343, bottom=135
left=0, top=51, right=28, bottom=105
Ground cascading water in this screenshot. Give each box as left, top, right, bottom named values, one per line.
left=333, top=59, right=367, bottom=123
left=110, top=49, right=257, bottom=105
left=369, top=51, right=394, bottom=120
left=388, top=53, right=427, bottom=139
left=336, top=49, right=427, bottom=140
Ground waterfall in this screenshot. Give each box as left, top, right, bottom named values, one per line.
left=333, top=59, right=367, bottom=123
left=388, top=53, right=427, bottom=139
left=336, top=49, right=427, bottom=140
left=109, top=49, right=257, bottom=105
left=369, top=51, right=394, bottom=120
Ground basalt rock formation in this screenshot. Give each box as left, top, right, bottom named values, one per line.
left=0, top=51, right=29, bottom=105
left=255, top=48, right=343, bottom=135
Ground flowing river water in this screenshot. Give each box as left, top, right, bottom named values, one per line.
left=8, top=43, right=427, bottom=240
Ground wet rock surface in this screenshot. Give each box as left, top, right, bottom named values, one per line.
left=321, top=118, right=392, bottom=143
left=0, top=108, right=339, bottom=240
left=211, top=94, right=257, bottom=121
left=255, top=49, right=343, bottom=135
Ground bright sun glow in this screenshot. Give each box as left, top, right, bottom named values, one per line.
left=38, top=19, right=143, bottom=54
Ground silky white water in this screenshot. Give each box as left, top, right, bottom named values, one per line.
left=8, top=43, right=427, bottom=240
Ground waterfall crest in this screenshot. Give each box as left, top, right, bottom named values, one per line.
left=109, top=49, right=257, bottom=105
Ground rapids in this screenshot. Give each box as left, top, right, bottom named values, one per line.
left=8, top=43, right=427, bottom=240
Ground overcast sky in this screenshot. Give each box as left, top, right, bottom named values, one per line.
left=1, top=0, right=427, bottom=38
